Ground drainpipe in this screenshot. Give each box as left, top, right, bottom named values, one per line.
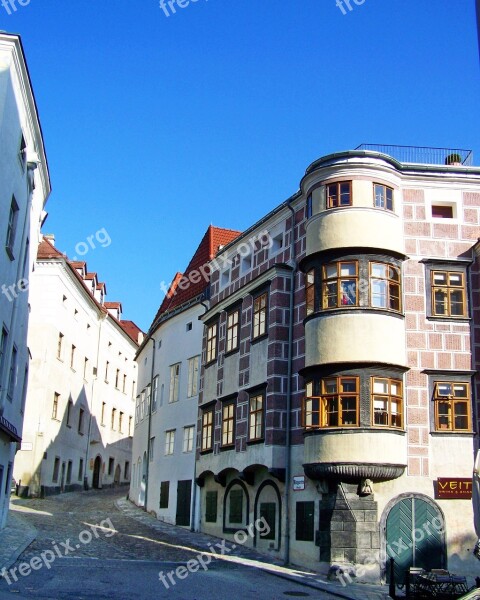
left=284, top=200, right=298, bottom=565
left=144, top=336, right=156, bottom=511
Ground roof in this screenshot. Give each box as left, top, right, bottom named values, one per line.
left=150, top=225, right=241, bottom=330
left=36, top=238, right=143, bottom=345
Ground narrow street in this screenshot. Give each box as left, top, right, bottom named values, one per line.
left=0, top=489, right=330, bottom=600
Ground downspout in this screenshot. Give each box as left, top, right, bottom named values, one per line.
left=144, top=336, right=156, bottom=511
left=284, top=200, right=298, bottom=565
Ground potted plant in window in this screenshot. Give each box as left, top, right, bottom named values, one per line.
left=445, top=153, right=462, bottom=166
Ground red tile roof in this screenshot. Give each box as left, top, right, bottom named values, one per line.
left=105, top=302, right=122, bottom=309
left=150, top=225, right=241, bottom=330
left=119, top=320, right=143, bottom=344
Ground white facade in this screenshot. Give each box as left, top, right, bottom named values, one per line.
left=130, top=303, right=202, bottom=528
left=13, top=239, right=140, bottom=496
left=0, top=34, right=50, bottom=527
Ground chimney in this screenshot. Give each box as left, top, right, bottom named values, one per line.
left=44, top=233, right=55, bottom=246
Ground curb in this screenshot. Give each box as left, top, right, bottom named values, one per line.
left=0, top=510, right=37, bottom=575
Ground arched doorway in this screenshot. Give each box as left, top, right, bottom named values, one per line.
left=383, top=494, right=446, bottom=584
left=92, top=456, right=102, bottom=489
left=114, top=464, right=121, bottom=486
left=254, top=480, right=282, bottom=551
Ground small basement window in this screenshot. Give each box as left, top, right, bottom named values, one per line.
left=432, top=204, right=455, bottom=219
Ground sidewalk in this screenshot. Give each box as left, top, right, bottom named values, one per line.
left=116, top=496, right=391, bottom=600
left=0, top=505, right=37, bottom=574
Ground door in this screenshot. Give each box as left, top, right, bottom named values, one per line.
left=176, top=480, right=192, bottom=526
left=114, top=465, right=121, bottom=485
left=385, top=496, right=445, bottom=584
left=93, top=456, right=102, bottom=489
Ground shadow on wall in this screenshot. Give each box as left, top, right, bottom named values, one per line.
left=13, top=385, right=133, bottom=498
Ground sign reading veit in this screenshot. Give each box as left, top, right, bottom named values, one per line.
left=436, top=478, right=472, bottom=499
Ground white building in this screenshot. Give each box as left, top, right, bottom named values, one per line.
left=14, top=236, right=142, bottom=496
left=0, top=33, right=51, bottom=527
left=130, top=226, right=240, bottom=527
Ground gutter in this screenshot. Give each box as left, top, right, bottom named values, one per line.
left=284, top=198, right=298, bottom=565
left=144, top=336, right=156, bottom=511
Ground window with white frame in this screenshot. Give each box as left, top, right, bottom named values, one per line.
left=183, top=426, right=194, bottom=453
left=5, top=196, right=19, bottom=259
left=169, top=363, right=180, bottom=403
left=152, top=376, right=159, bottom=412
left=187, top=356, right=199, bottom=397
left=165, top=430, right=175, bottom=455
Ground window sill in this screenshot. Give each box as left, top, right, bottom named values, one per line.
left=205, top=359, right=217, bottom=369
left=200, top=448, right=213, bottom=455
left=251, top=333, right=268, bottom=345
left=430, top=430, right=474, bottom=437
left=220, top=444, right=235, bottom=452
left=224, top=347, right=240, bottom=358
left=246, top=438, right=264, bottom=446
left=427, top=316, right=470, bottom=323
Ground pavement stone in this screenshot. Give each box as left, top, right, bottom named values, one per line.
left=0, top=507, right=37, bottom=574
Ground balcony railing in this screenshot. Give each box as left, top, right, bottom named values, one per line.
left=355, top=144, right=473, bottom=166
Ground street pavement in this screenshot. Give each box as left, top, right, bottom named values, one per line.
left=0, top=488, right=391, bottom=600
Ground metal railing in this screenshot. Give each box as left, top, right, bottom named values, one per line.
left=355, top=144, right=474, bottom=166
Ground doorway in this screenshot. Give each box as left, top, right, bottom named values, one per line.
left=176, top=480, right=192, bottom=526
left=93, top=456, right=102, bottom=489
left=385, top=495, right=446, bottom=584
left=114, top=464, right=121, bottom=486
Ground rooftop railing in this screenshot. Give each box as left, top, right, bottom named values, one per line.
left=355, top=144, right=474, bottom=166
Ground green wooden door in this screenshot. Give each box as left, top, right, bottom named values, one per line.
left=386, top=496, right=445, bottom=584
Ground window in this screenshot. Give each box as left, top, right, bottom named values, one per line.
left=433, top=382, right=471, bottom=432
left=78, top=408, right=85, bottom=434
left=105, top=361, right=109, bottom=382
left=149, top=437, right=155, bottom=461
left=322, top=261, right=358, bottom=308
left=169, top=363, right=180, bottom=403
left=7, top=346, right=17, bottom=400
left=205, top=491, right=218, bottom=522
left=101, top=402, right=106, bottom=426
left=370, top=262, right=401, bottom=311
left=183, top=426, right=194, bottom=453
left=249, top=392, right=264, bottom=441
left=0, top=327, right=7, bottom=382
left=372, top=377, right=403, bottom=428
left=229, top=489, right=243, bottom=524
left=66, top=461, right=72, bottom=485
left=108, top=458, right=114, bottom=476
left=52, top=392, right=60, bottom=419
left=146, top=384, right=151, bottom=414
left=271, top=232, right=283, bottom=254
left=128, top=416, right=132, bottom=436
left=83, top=357, right=89, bottom=379
left=140, top=389, right=146, bottom=419
left=165, top=430, right=175, bottom=455
left=78, top=459, right=84, bottom=481
left=201, top=409, right=213, bottom=451
left=160, top=481, right=170, bottom=509
left=70, top=345, right=76, bottom=369
left=241, top=254, right=252, bottom=274
left=135, top=395, right=140, bottom=424
left=252, top=292, right=268, bottom=339
left=124, top=461, right=130, bottom=479
left=52, top=457, right=60, bottom=483
left=374, top=183, right=394, bottom=210
left=431, top=271, right=466, bottom=317
left=222, top=403, right=235, bottom=447
left=303, top=377, right=359, bottom=428
left=119, top=411, right=124, bottom=433
left=111, top=408, right=116, bottom=430
left=57, top=333, right=64, bottom=359
left=206, top=323, right=217, bottom=363
left=115, top=369, right=120, bottom=389
left=19, top=134, right=26, bottom=169
left=306, top=270, right=315, bottom=316
left=296, top=501, right=314, bottom=541
left=306, top=194, right=313, bottom=218
left=221, top=268, right=230, bottom=288
left=186, top=322, right=193, bottom=332
left=122, top=374, right=127, bottom=393
left=432, top=205, right=454, bottom=219
left=152, top=376, right=159, bottom=411
left=187, top=356, right=199, bottom=397
left=327, top=181, right=351, bottom=208
left=259, top=503, right=276, bottom=540
left=5, top=196, right=19, bottom=258
left=66, top=400, right=73, bottom=427
left=226, top=310, right=240, bottom=353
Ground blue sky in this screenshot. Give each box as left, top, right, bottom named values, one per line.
left=3, top=0, right=479, bottom=331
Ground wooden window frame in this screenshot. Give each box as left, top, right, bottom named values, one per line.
left=433, top=381, right=471, bottom=432
left=206, top=322, right=218, bottom=364
left=431, top=270, right=467, bottom=318
left=326, top=181, right=352, bottom=208
left=52, top=392, right=60, bottom=420
left=370, top=262, right=402, bottom=312
left=249, top=391, right=264, bottom=442
left=252, top=292, right=268, bottom=340
left=306, top=269, right=315, bottom=316
left=322, top=261, right=358, bottom=309
left=303, top=376, right=359, bottom=429
left=221, top=402, right=235, bottom=447
left=226, top=309, right=240, bottom=353
left=201, top=409, right=214, bottom=451
left=371, top=377, right=403, bottom=428
left=373, top=183, right=394, bottom=211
